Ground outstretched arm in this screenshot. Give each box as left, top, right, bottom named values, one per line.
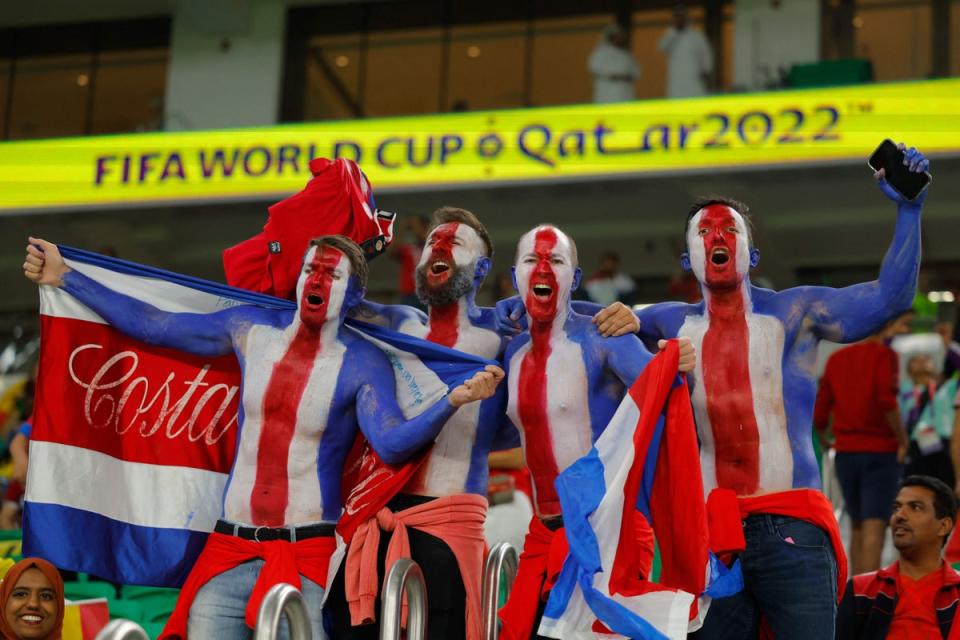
left=807, top=146, right=927, bottom=342
left=356, top=357, right=505, bottom=464
left=350, top=299, right=427, bottom=331
left=24, top=238, right=240, bottom=357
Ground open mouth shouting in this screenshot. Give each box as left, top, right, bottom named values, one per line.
left=427, top=259, right=452, bottom=285
left=710, top=247, right=730, bottom=266
left=532, top=283, right=553, bottom=300
left=304, top=291, right=326, bottom=308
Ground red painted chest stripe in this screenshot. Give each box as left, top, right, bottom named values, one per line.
left=426, top=303, right=459, bottom=348
left=701, top=294, right=761, bottom=495
left=249, top=249, right=338, bottom=526
left=518, top=228, right=562, bottom=513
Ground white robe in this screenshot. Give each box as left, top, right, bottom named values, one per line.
left=659, top=27, right=713, bottom=98
left=588, top=42, right=641, bottom=104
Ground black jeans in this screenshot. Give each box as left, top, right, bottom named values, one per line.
left=325, top=494, right=467, bottom=640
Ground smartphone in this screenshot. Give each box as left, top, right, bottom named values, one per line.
left=868, top=139, right=932, bottom=201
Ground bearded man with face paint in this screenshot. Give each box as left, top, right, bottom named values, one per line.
left=22, top=234, right=503, bottom=640
left=497, top=223, right=696, bottom=640
left=550, top=145, right=930, bottom=640
left=328, top=207, right=515, bottom=640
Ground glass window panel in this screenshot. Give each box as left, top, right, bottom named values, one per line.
left=364, top=27, right=442, bottom=117
left=8, top=53, right=91, bottom=140
left=446, top=22, right=526, bottom=111
left=91, top=48, right=167, bottom=134
left=304, top=34, right=363, bottom=121
left=855, top=2, right=932, bottom=81
left=531, top=14, right=611, bottom=107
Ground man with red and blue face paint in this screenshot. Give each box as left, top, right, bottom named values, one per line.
left=562, top=144, right=930, bottom=639
left=496, top=224, right=696, bottom=640
left=327, top=207, right=514, bottom=640
left=23, top=234, right=503, bottom=640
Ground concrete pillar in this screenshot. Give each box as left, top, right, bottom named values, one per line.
left=164, top=0, right=286, bottom=131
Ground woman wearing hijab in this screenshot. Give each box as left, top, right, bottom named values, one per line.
left=0, top=558, right=63, bottom=640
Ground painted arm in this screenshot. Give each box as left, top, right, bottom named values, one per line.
left=356, top=354, right=504, bottom=464
left=605, top=333, right=655, bottom=386
left=24, top=238, right=239, bottom=357
left=807, top=148, right=927, bottom=342
left=350, top=299, right=426, bottom=331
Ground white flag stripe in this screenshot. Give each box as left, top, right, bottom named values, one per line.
left=26, top=441, right=226, bottom=533
left=40, top=258, right=238, bottom=324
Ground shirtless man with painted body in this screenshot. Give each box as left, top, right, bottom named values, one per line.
left=509, top=145, right=930, bottom=639
left=497, top=224, right=694, bottom=640
left=327, top=208, right=516, bottom=640
left=23, top=235, right=502, bottom=640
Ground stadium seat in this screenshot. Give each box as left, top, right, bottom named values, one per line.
left=109, top=599, right=145, bottom=623
left=119, top=586, right=179, bottom=620
left=64, top=580, right=116, bottom=601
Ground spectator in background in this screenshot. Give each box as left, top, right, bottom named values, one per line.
left=0, top=421, right=29, bottom=530
left=584, top=251, right=636, bottom=306
left=836, top=476, right=960, bottom=639
left=658, top=4, right=713, bottom=98
left=0, top=557, right=64, bottom=640
left=391, top=216, right=429, bottom=310
left=588, top=23, right=640, bottom=104
left=814, top=312, right=912, bottom=575
left=901, top=354, right=956, bottom=490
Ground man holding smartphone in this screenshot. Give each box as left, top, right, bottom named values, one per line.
left=500, top=142, right=931, bottom=639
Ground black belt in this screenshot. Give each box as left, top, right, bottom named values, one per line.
left=541, top=515, right=564, bottom=532
left=214, top=519, right=335, bottom=542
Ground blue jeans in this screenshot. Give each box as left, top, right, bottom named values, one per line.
left=691, top=514, right=837, bottom=640
left=187, top=559, right=327, bottom=639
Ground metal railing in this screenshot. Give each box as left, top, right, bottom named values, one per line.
left=94, top=619, right=149, bottom=640
left=821, top=447, right=846, bottom=523
left=482, top=542, right=519, bottom=640
left=254, top=583, right=313, bottom=640
left=380, top=558, right=428, bottom=640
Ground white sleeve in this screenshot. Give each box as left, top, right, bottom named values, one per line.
left=699, top=31, right=714, bottom=72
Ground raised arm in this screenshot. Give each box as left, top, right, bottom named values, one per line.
left=24, top=238, right=241, bottom=357
left=355, top=352, right=504, bottom=464
left=350, top=299, right=427, bottom=331
left=807, top=146, right=927, bottom=342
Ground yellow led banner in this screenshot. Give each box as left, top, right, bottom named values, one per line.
left=1, top=78, right=958, bottom=212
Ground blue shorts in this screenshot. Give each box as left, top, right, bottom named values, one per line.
left=834, top=451, right=901, bottom=521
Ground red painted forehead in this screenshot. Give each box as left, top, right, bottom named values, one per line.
left=533, top=227, right=558, bottom=255
left=698, top=204, right=738, bottom=228
left=311, top=245, right=346, bottom=271
left=429, top=222, right=460, bottom=245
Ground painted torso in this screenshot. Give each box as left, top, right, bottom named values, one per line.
left=396, top=303, right=505, bottom=497
left=504, top=314, right=629, bottom=517
left=220, top=314, right=371, bottom=526
left=641, top=287, right=826, bottom=496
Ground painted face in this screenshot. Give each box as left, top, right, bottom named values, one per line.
left=296, top=245, right=353, bottom=329
left=686, top=205, right=751, bottom=290
left=515, top=226, right=577, bottom=324
left=4, top=569, right=59, bottom=640
left=415, top=222, right=486, bottom=305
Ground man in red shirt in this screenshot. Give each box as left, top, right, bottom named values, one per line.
left=836, top=475, right=960, bottom=639
left=815, top=312, right=912, bottom=575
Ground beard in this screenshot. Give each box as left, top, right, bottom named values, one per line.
left=415, top=261, right=474, bottom=306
